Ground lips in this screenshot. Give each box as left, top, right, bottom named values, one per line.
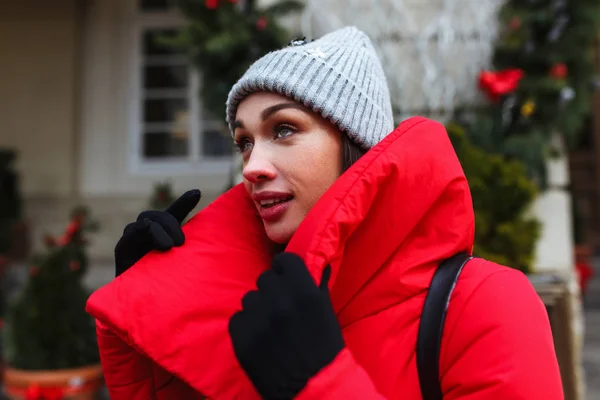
left=259, top=196, right=294, bottom=208
left=252, top=191, right=294, bottom=222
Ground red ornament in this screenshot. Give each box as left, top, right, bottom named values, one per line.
left=508, top=17, right=521, bottom=30
left=29, top=266, right=40, bottom=276
left=256, top=16, right=268, bottom=31
left=550, top=63, right=568, bottom=79
left=25, top=384, right=42, bottom=400
left=65, top=220, right=81, bottom=236
left=69, top=260, right=81, bottom=272
left=205, top=0, right=218, bottom=9
left=478, top=68, right=524, bottom=102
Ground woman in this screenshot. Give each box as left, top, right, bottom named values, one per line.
left=86, top=27, right=563, bottom=399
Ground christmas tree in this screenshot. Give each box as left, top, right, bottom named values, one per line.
left=454, top=0, right=600, bottom=186
left=3, top=208, right=100, bottom=370
left=164, top=0, right=304, bottom=119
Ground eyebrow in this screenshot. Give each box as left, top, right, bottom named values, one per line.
left=233, top=102, right=309, bottom=132
left=260, top=102, right=308, bottom=120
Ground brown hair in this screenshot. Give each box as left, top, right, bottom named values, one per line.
left=341, top=134, right=367, bottom=173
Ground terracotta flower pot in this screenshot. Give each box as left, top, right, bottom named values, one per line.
left=3, top=364, right=104, bottom=400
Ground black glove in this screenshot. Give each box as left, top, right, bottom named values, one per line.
left=228, top=253, right=345, bottom=399
left=114, top=189, right=201, bottom=277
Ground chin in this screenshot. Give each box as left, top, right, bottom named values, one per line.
left=264, top=223, right=296, bottom=244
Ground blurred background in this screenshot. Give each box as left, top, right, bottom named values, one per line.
left=1, top=0, right=600, bottom=398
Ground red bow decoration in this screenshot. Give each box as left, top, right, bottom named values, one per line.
left=478, top=68, right=525, bottom=102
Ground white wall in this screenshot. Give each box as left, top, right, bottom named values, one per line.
left=0, top=0, right=80, bottom=198
left=532, top=155, right=574, bottom=273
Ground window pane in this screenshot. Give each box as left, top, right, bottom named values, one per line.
left=203, top=128, right=233, bottom=156
left=144, top=98, right=187, bottom=123
left=144, top=65, right=188, bottom=89
left=143, top=132, right=188, bottom=158
left=143, top=29, right=181, bottom=56
left=139, top=0, right=175, bottom=12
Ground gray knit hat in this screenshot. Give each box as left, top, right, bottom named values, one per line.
left=225, top=26, right=394, bottom=149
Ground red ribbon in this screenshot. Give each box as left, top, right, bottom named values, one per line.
left=12, top=380, right=99, bottom=400
left=478, top=68, right=524, bottom=102
left=25, top=384, right=64, bottom=400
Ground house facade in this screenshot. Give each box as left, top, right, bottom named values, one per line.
left=2, top=0, right=236, bottom=260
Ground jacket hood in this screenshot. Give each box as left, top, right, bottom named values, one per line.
left=86, top=116, right=474, bottom=398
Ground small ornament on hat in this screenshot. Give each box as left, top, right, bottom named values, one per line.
left=289, top=37, right=308, bottom=47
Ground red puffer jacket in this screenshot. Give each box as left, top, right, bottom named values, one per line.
left=86, top=116, right=563, bottom=399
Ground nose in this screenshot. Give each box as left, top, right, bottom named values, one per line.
left=242, top=143, right=277, bottom=184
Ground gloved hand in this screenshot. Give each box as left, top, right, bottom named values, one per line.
left=114, top=189, right=201, bottom=277
left=229, top=253, right=345, bottom=399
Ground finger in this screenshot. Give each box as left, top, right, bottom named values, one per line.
left=241, top=290, right=261, bottom=311
left=320, top=265, right=332, bottom=291
left=147, top=220, right=174, bottom=251
left=122, top=221, right=140, bottom=237
left=271, top=253, right=316, bottom=291
left=138, top=211, right=184, bottom=246
left=166, top=189, right=202, bottom=224
left=256, top=269, right=288, bottom=307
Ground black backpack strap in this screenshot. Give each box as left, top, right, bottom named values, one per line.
left=416, top=252, right=472, bottom=400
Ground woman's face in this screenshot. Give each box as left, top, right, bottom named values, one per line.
left=234, top=92, right=343, bottom=244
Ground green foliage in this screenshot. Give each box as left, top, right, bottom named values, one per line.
left=164, top=0, right=304, bottom=119
left=447, top=122, right=541, bottom=273
left=3, top=208, right=100, bottom=370
left=458, top=0, right=600, bottom=184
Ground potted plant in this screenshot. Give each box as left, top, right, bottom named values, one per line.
left=2, top=207, right=103, bottom=400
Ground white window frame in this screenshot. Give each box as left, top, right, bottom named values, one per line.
left=127, top=3, right=232, bottom=176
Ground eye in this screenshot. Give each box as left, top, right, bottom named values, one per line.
left=234, top=137, right=253, bottom=154
left=274, top=124, right=296, bottom=139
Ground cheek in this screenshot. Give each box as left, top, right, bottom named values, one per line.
left=284, top=137, right=341, bottom=201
